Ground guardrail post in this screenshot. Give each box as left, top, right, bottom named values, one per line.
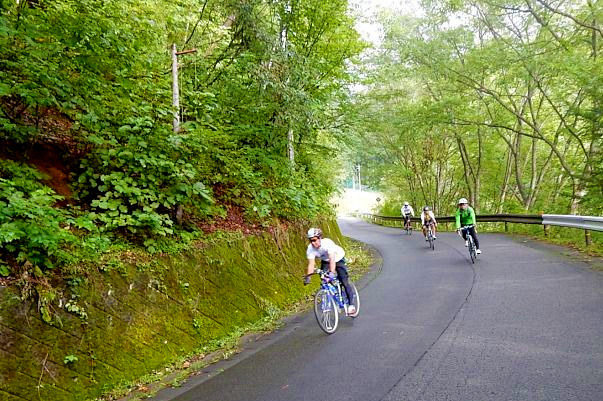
left=585, top=230, right=591, bottom=246
left=504, top=222, right=508, bottom=232
left=544, top=224, right=549, bottom=237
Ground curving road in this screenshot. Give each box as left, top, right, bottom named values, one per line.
left=153, top=217, right=603, bottom=401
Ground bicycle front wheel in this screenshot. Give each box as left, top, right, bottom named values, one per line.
left=314, top=289, right=339, bottom=334
left=469, top=240, right=475, bottom=263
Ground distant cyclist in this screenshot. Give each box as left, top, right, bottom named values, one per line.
left=303, top=228, right=357, bottom=316
left=455, top=198, right=481, bottom=254
left=421, top=206, right=437, bottom=240
left=401, top=202, right=415, bottom=229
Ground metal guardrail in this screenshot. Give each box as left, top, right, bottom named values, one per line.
left=358, top=212, right=601, bottom=246
left=359, top=213, right=542, bottom=225
left=542, top=214, right=603, bottom=231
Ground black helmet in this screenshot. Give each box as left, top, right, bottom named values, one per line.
left=423, top=206, right=430, bottom=212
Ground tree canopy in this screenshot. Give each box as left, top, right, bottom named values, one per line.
left=348, top=0, right=602, bottom=216
left=0, top=0, right=364, bottom=275
left=1, top=0, right=601, bottom=276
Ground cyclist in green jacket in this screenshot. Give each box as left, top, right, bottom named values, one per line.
left=455, top=198, right=481, bottom=254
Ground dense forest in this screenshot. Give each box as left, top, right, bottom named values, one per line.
left=0, top=0, right=364, bottom=278
left=349, top=0, right=602, bottom=217
left=2, top=1, right=600, bottom=398
left=1, top=0, right=602, bottom=279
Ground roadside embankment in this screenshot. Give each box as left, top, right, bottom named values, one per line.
left=0, top=220, right=343, bottom=401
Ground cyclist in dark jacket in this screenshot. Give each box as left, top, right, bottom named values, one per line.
left=455, top=198, right=481, bottom=254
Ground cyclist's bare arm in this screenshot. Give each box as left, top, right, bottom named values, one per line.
left=307, top=254, right=336, bottom=275
left=306, top=258, right=315, bottom=276
left=328, top=252, right=336, bottom=273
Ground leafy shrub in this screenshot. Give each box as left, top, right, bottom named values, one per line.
left=0, top=160, right=75, bottom=275
left=192, top=129, right=333, bottom=221
left=76, top=133, right=213, bottom=236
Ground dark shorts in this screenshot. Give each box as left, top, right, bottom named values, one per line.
left=320, top=258, right=348, bottom=276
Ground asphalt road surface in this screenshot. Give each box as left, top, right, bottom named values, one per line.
left=153, top=217, right=603, bottom=401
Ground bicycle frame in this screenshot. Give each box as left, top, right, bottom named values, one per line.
left=461, top=225, right=477, bottom=262
left=320, top=278, right=345, bottom=309
left=312, top=269, right=350, bottom=310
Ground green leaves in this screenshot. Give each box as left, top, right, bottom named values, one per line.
left=63, top=355, right=78, bottom=365
left=349, top=0, right=603, bottom=215
left=77, top=133, right=213, bottom=236
left=0, top=161, right=75, bottom=272
left=0, top=0, right=363, bottom=276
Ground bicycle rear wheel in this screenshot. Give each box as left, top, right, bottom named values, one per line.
left=345, top=282, right=360, bottom=318
left=314, top=289, right=339, bottom=334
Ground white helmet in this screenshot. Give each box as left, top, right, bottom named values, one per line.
left=404, top=202, right=409, bottom=206
left=458, top=198, right=469, bottom=205
left=306, top=227, right=323, bottom=239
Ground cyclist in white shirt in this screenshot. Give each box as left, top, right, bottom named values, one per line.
left=420, top=206, right=437, bottom=240
left=303, top=227, right=357, bottom=316
left=401, top=202, right=414, bottom=229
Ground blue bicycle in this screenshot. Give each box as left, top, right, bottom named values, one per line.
left=310, top=269, right=360, bottom=334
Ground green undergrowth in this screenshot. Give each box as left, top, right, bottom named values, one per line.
left=486, top=223, right=603, bottom=258
left=100, top=236, right=373, bottom=401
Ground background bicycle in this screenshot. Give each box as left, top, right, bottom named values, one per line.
left=460, top=224, right=477, bottom=263
left=426, top=224, right=435, bottom=250
left=404, top=218, right=412, bottom=235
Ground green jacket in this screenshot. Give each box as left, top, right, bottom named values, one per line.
left=455, top=206, right=476, bottom=229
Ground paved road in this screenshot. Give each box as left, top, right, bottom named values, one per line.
left=153, top=218, right=603, bottom=401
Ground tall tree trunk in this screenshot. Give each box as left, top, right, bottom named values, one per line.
left=513, top=130, right=530, bottom=209
left=474, top=126, right=483, bottom=212
left=456, top=135, right=474, bottom=205
left=497, top=149, right=513, bottom=213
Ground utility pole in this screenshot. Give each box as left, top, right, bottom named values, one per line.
left=287, top=128, right=294, bottom=164
left=356, top=164, right=362, bottom=192
left=280, top=2, right=295, bottom=166
left=171, top=44, right=197, bottom=133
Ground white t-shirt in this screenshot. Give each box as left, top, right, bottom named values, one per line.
left=401, top=205, right=414, bottom=216
left=306, top=238, right=345, bottom=262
